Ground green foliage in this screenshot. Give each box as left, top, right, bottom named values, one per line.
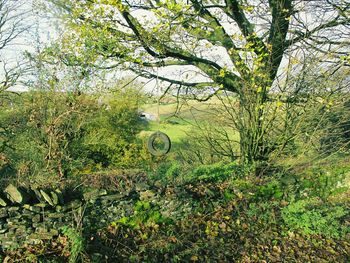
left=149, top=162, right=182, bottom=185
left=255, top=179, right=284, bottom=200
left=112, top=200, right=171, bottom=230
left=297, top=167, right=347, bottom=201
left=1, top=161, right=350, bottom=262
left=186, top=162, right=252, bottom=183
left=60, top=226, right=85, bottom=263
left=282, top=198, right=349, bottom=238
left=319, top=97, right=350, bottom=153
left=164, top=162, right=181, bottom=179
left=71, top=89, right=149, bottom=170
left=176, top=123, right=239, bottom=166
left=0, top=89, right=149, bottom=187
left=245, top=201, right=279, bottom=226
left=93, top=169, right=350, bottom=262
left=48, top=0, right=350, bottom=165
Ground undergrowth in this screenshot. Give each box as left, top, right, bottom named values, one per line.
left=1, top=161, right=349, bottom=262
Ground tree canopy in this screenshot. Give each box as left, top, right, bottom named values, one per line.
left=49, top=0, right=349, bottom=88
left=47, top=0, right=350, bottom=164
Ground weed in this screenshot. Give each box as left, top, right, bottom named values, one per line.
left=282, top=198, right=349, bottom=238
left=60, top=226, right=84, bottom=263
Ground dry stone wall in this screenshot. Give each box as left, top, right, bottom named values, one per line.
left=0, top=184, right=136, bottom=250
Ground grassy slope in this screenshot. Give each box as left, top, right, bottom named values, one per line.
left=140, top=98, right=239, bottom=145
left=142, top=98, right=350, bottom=201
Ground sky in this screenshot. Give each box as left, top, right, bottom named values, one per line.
left=1, top=0, right=220, bottom=94
left=1, top=0, right=288, bottom=94
left=2, top=0, right=348, bottom=94
left=0, top=0, right=58, bottom=92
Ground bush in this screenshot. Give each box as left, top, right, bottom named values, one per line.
left=282, top=198, right=349, bottom=238
left=299, top=94, right=350, bottom=154
left=186, top=162, right=252, bottom=183
left=0, top=89, right=150, bottom=187
left=60, top=226, right=85, bottom=263
left=319, top=97, right=350, bottom=153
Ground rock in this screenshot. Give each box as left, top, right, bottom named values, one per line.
left=54, top=189, right=64, bottom=204
left=32, top=222, right=44, bottom=228
left=32, top=214, right=41, bottom=223
left=36, top=226, right=48, bottom=233
left=0, top=208, right=8, bottom=218
left=7, top=207, right=20, bottom=217
left=7, top=207, right=19, bottom=212
left=6, top=228, right=16, bottom=235
left=83, top=189, right=108, bottom=201
left=4, top=184, right=29, bottom=204
left=139, top=190, right=156, bottom=201
left=0, top=237, right=17, bottom=248
left=83, top=190, right=97, bottom=201
left=135, top=183, right=149, bottom=191
left=99, top=194, right=124, bottom=202
left=22, top=208, right=34, bottom=217
left=22, top=204, right=30, bottom=210
left=50, top=191, right=59, bottom=205
left=99, top=189, right=108, bottom=196
left=33, top=188, right=45, bottom=203
left=40, top=190, right=55, bottom=206
left=28, top=206, right=41, bottom=213
left=6, top=217, right=20, bottom=225
left=31, top=227, right=58, bottom=239
left=47, top=213, right=65, bottom=219
left=15, top=227, right=26, bottom=236
left=0, top=197, right=7, bottom=207
left=34, top=203, right=47, bottom=208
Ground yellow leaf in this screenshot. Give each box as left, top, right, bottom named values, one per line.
left=219, top=69, right=225, bottom=77
left=190, top=255, right=199, bottom=261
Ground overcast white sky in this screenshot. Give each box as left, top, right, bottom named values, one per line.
left=0, top=0, right=58, bottom=91
left=3, top=0, right=347, bottom=94
left=1, top=1, right=282, bottom=93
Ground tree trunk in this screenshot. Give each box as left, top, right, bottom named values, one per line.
left=238, top=83, right=269, bottom=167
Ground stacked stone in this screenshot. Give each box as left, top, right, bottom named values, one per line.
left=0, top=183, right=157, bottom=250
left=0, top=184, right=78, bottom=249
left=83, top=189, right=134, bottom=231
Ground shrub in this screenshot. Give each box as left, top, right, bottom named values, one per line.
left=282, top=198, right=349, bottom=238
left=319, top=97, right=350, bottom=153
left=296, top=167, right=348, bottom=201
left=0, top=89, right=149, bottom=187
left=186, top=162, right=252, bottom=183
left=61, top=226, right=85, bottom=263
left=149, top=162, right=182, bottom=185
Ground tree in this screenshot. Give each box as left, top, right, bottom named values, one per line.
left=0, top=0, right=31, bottom=94
left=0, top=0, right=32, bottom=173
left=47, top=0, right=350, bottom=165
left=0, top=87, right=148, bottom=187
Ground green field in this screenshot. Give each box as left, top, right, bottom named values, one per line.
left=140, top=98, right=239, bottom=145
